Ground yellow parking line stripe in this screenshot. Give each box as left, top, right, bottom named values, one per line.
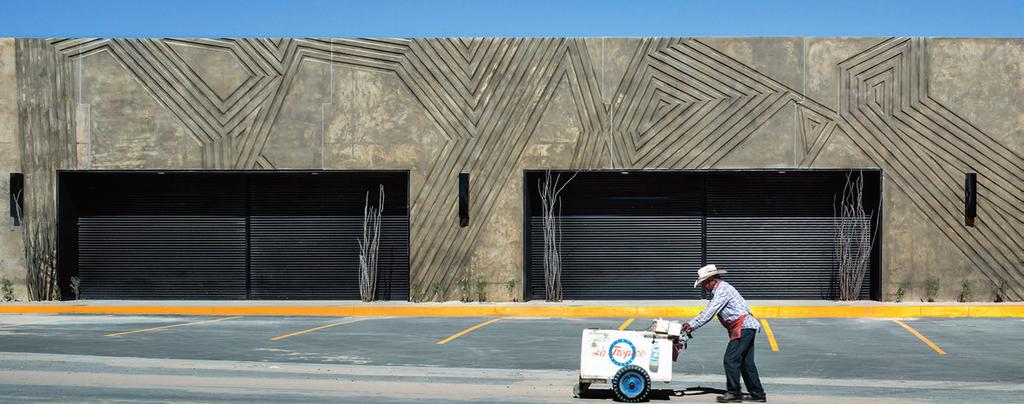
left=271, top=318, right=368, bottom=341
left=618, top=318, right=635, bottom=330
left=760, top=319, right=780, bottom=352
left=106, top=316, right=240, bottom=337
left=893, top=319, right=946, bottom=355
left=437, top=318, right=502, bottom=345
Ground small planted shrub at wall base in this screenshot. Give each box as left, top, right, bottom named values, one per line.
left=895, top=281, right=908, bottom=303
left=457, top=279, right=471, bottom=302
left=924, top=278, right=940, bottom=303
left=958, top=280, right=972, bottom=303
left=475, top=281, right=486, bottom=302
left=994, top=280, right=1008, bottom=303
left=506, top=280, right=517, bottom=302
left=1, top=274, right=14, bottom=301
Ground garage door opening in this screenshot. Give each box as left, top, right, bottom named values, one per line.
left=57, top=170, right=409, bottom=300
left=524, top=170, right=881, bottom=301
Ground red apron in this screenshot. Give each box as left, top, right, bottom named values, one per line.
left=718, top=313, right=750, bottom=341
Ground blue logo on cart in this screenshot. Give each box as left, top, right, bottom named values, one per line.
left=608, top=338, right=636, bottom=367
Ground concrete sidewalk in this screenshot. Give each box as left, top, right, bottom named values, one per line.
left=0, top=300, right=1021, bottom=318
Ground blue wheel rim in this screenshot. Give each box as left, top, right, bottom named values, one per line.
left=618, top=372, right=644, bottom=398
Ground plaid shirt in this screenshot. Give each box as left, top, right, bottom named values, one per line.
left=689, top=281, right=760, bottom=331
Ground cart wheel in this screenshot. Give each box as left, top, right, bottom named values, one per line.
left=611, top=365, right=651, bottom=402
left=572, top=381, right=590, bottom=398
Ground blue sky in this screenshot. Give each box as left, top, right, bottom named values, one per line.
left=2, top=0, right=1022, bottom=37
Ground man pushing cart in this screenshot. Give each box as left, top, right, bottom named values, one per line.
left=684, top=264, right=766, bottom=403
left=575, top=264, right=766, bottom=403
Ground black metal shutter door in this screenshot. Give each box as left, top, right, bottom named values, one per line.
left=528, top=173, right=704, bottom=300
left=249, top=217, right=408, bottom=300
left=76, top=175, right=247, bottom=299
left=705, top=172, right=870, bottom=299
left=530, top=216, right=702, bottom=299
left=248, top=174, right=409, bottom=300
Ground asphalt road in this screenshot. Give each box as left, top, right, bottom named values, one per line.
left=0, top=314, right=1021, bottom=403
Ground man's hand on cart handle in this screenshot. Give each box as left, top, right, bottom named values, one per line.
left=682, top=322, right=693, bottom=333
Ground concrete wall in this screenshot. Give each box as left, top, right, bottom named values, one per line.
left=0, top=39, right=27, bottom=300
left=7, top=38, right=1023, bottom=302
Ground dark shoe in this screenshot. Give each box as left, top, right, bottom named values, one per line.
left=744, top=393, right=767, bottom=402
left=716, top=392, right=744, bottom=403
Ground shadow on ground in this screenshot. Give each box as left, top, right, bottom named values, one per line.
left=578, top=386, right=726, bottom=400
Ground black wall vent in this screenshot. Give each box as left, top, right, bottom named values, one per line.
left=10, top=173, right=23, bottom=226
left=965, top=172, right=977, bottom=227
left=458, top=173, right=469, bottom=227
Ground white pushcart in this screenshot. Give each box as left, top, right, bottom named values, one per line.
left=575, top=319, right=691, bottom=402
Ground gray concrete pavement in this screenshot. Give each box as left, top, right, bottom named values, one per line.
left=0, top=314, right=1021, bottom=402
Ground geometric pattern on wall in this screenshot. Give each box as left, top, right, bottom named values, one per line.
left=583, top=38, right=798, bottom=169
left=47, top=38, right=409, bottom=168
left=37, top=37, right=1024, bottom=300
left=399, top=39, right=572, bottom=294
left=833, top=38, right=1024, bottom=299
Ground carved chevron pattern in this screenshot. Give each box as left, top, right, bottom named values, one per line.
left=832, top=38, right=1024, bottom=299
left=401, top=39, right=570, bottom=295
left=398, top=38, right=529, bottom=141
left=48, top=37, right=409, bottom=168
left=35, top=37, right=1024, bottom=300
left=608, top=39, right=797, bottom=168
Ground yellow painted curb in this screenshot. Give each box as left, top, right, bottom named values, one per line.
left=0, top=305, right=1022, bottom=318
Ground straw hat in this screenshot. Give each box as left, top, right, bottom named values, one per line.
left=693, top=264, right=727, bottom=287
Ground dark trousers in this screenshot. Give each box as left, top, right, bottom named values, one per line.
left=724, top=328, right=765, bottom=396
